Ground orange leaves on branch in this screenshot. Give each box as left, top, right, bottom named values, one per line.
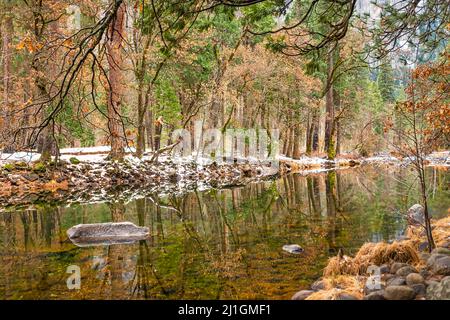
left=397, top=53, right=450, bottom=144
left=16, top=36, right=43, bottom=53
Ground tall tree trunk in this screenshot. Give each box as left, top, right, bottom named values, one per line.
left=335, top=89, right=341, bottom=156
left=134, top=34, right=152, bottom=159
left=106, top=2, right=126, bottom=161
left=136, top=83, right=146, bottom=158
left=1, top=3, right=13, bottom=151
left=34, top=61, right=56, bottom=162
left=324, top=44, right=336, bottom=160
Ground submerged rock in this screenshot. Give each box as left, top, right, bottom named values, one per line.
left=282, top=244, right=304, bottom=254
left=67, top=222, right=149, bottom=247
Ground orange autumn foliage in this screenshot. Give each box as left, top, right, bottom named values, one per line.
left=396, top=51, right=450, bottom=150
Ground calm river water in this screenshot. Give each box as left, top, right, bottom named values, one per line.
left=0, top=165, right=449, bottom=299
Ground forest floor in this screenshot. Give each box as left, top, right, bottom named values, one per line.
left=0, top=147, right=449, bottom=208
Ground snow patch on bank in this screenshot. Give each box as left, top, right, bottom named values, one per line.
left=277, top=155, right=330, bottom=165
left=1, top=146, right=449, bottom=168
left=0, top=151, right=41, bottom=163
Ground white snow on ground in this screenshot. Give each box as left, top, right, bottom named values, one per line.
left=60, top=146, right=136, bottom=154
left=363, top=155, right=400, bottom=163
left=1, top=146, right=449, bottom=167
left=60, top=146, right=112, bottom=154
left=60, top=153, right=108, bottom=163
left=0, top=151, right=41, bottom=163
left=277, top=155, right=329, bottom=165
left=426, top=151, right=450, bottom=166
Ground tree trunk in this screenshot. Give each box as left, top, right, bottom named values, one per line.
left=154, top=117, right=163, bottom=151
left=336, top=120, right=341, bottom=155
left=312, top=111, right=319, bottom=152
left=292, top=124, right=301, bottom=159
left=106, top=2, right=126, bottom=161
left=136, top=83, right=146, bottom=158
left=324, top=44, right=336, bottom=160
left=306, top=113, right=312, bottom=155
left=418, top=161, right=436, bottom=251
left=146, top=108, right=154, bottom=150
left=134, top=34, right=152, bottom=159
left=286, top=127, right=293, bottom=158
left=335, top=89, right=341, bottom=156
left=34, top=75, right=56, bottom=162
left=1, top=4, right=13, bottom=151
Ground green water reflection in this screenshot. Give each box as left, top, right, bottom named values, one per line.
left=0, top=166, right=449, bottom=299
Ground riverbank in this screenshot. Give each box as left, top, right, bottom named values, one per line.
left=0, top=154, right=279, bottom=209
left=292, top=213, right=450, bottom=300
left=0, top=148, right=448, bottom=208
left=279, top=150, right=450, bottom=172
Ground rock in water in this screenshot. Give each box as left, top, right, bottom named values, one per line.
left=282, top=244, right=304, bottom=254
left=67, top=222, right=149, bottom=247
left=406, top=204, right=426, bottom=226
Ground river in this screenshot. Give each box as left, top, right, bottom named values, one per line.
left=0, top=165, right=448, bottom=299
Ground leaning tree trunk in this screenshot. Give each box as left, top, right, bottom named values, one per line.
left=106, top=2, right=126, bottom=161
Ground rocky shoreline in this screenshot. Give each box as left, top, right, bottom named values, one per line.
left=0, top=155, right=280, bottom=209
left=292, top=212, right=450, bottom=300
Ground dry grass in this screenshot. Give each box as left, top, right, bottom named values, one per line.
left=323, top=255, right=355, bottom=277
left=406, top=216, right=450, bottom=248
left=323, top=241, right=419, bottom=277
left=305, top=275, right=364, bottom=300
left=353, top=242, right=419, bottom=273
left=307, top=214, right=450, bottom=300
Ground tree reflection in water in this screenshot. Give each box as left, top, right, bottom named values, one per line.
left=0, top=166, right=448, bottom=299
